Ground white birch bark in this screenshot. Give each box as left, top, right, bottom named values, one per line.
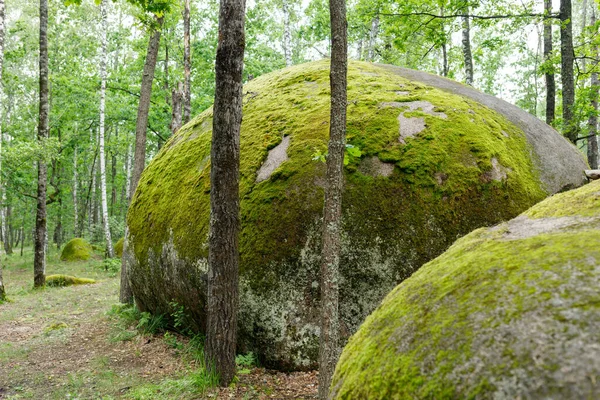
left=99, top=0, right=114, bottom=257
left=125, top=142, right=132, bottom=202
left=462, top=8, right=474, bottom=86
left=367, top=14, right=379, bottom=62
left=282, top=0, right=293, bottom=67
left=73, top=146, right=78, bottom=236
left=0, top=0, right=5, bottom=299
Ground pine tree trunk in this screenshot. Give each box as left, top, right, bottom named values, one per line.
left=282, top=0, right=293, bottom=67
left=99, top=0, right=114, bottom=258
left=205, top=0, right=246, bottom=386
left=461, top=8, right=474, bottom=86
left=589, top=7, right=599, bottom=168
left=318, top=0, right=347, bottom=397
left=120, top=16, right=163, bottom=304
left=544, top=0, right=556, bottom=125
left=34, top=0, right=49, bottom=288
left=560, top=0, right=576, bottom=143
left=183, top=0, right=191, bottom=123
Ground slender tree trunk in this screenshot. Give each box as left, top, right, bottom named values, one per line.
left=461, top=7, right=474, bottom=86
left=282, top=0, right=293, bottom=67
left=125, top=142, right=132, bottom=203
left=544, top=0, right=556, bottom=125
left=73, top=146, right=78, bottom=236
left=183, top=0, right=191, bottom=123
left=205, top=0, right=246, bottom=386
left=589, top=7, right=599, bottom=168
left=111, top=128, right=117, bottom=217
left=440, top=6, right=448, bottom=77
left=170, top=81, right=183, bottom=134
left=560, top=0, right=576, bottom=143
left=367, top=13, right=379, bottom=62
left=20, top=225, right=24, bottom=256
left=120, top=16, right=163, bottom=304
left=318, top=0, right=347, bottom=397
left=0, top=0, right=4, bottom=306
left=34, top=0, right=49, bottom=288
left=99, top=0, right=114, bottom=258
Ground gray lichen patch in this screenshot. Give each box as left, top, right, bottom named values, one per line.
left=482, top=157, right=511, bottom=182
left=398, top=115, right=426, bottom=143
left=381, top=100, right=448, bottom=143
left=380, top=100, right=448, bottom=119
left=490, top=214, right=599, bottom=241
left=358, top=156, right=395, bottom=177
left=256, top=135, right=291, bottom=183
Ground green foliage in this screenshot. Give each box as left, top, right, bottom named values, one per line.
left=102, top=258, right=121, bottom=275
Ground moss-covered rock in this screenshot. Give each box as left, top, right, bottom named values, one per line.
left=46, top=274, right=96, bottom=287
left=60, top=238, right=93, bottom=262
left=331, top=180, right=600, bottom=399
left=114, top=237, right=124, bottom=258
left=127, top=60, right=587, bottom=370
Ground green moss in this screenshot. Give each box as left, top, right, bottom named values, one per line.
left=60, top=238, right=93, bottom=262
left=524, top=178, right=599, bottom=218
left=331, top=181, right=600, bottom=399
left=46, top=274, right=96, bottom=287
left=127, top=60, right=552, bottom=369
left=114, top=238, right=124, bottom=258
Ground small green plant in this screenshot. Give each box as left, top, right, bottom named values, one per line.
left=163, top=331, right=183, bottom=350
left=168, top=301, right=192, bottom=335
left=236, top=352, right=257, bottom=374
left=136, top=311, right=166, bottom=335
left=102, top=258, right=121, bottom=275
left=312, top=143, right=362, bottom=165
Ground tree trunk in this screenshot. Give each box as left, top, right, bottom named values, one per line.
left=170, top=82, right=184, bottom=134
left=205, top=0, right=246, bottom=386
left=461, top=8, right=474, bottom=86
left=111, top=129, right=117, bottom=217
left=20, top=225, right=24, bottom=256
left=34, top=0, right=49, bottom=288
left=125, top=142, right=132, bottom=203
left=560, top=0, right=576, bottom=143
left=367, top=14, right=379, bottom=62
left=282, top=0, right=293, bottom=66
left=99, top=1, right=114, bottom=258
left=0, top=0, right=3, bottom=303
left=544, top=0, right=556, bottom=125
left=318, top=0, right=347, bottom=397
left=120, top=16, right=163, bottom=304
left=589, top=6, right=599, bottom=169
left=73, top=146, right=78, bottom=236
left=183, top=0, right=191, bottom=123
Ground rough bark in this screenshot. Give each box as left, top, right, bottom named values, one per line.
left=561, top=0, right=576, bottom=143
left=461, top=7, right=474, bottom=86
left=318, top=0, right=347, bottom=397
left=183, top=0, right=191, bottom=123
left=99, top=0, right=114, bottom=258
left=120, top=17, right=163, bottom=304
left=205, top=0, right=246, bottom=386
left=170, top=81, right=183, bottom=134
left=34, top=0, right=49, bottom=288
left=282, top=0, right=293, bottom=67
left=588, top=7, right=599, bottom=169
left=0, top=0, right=3, bottom=303
left=125, top=142, right=132, bottom=203
left=544, top=0, right=556, bottom=125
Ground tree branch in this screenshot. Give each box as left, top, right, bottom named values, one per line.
left=379, top=12, right=558, bottom=21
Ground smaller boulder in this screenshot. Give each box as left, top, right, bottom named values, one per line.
left=60, top=238, right=93, bottom=261
left=114, top=237, right=124, bottom=258
left=46, top=274, right=96, bottom=287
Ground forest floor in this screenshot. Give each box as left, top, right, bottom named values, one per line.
left=0, top=248, right=317, bottom=399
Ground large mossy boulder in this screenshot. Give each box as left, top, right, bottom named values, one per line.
left=126, top=60, right=587, bottom=370
left=331, top=180, right=600, bottom=399
left=114, top=237, right=124, bottom=258
left=60, top=238, right=93, bottom=262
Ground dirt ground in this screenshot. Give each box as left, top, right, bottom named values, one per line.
left=0, top=250, right=317, bottom=399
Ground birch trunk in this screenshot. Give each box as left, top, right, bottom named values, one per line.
left=170, top=81, right=183, bottom=134
left=560, top=0, right=576, bottom=143
left=0, top=0, right=3, bottom=303
left=544, top=0, right=556, bottom=125
left=183, top=0, right=191, bottom=123
left=588, top=7, right=599, bottom=168
left=318, top=0, right=347, bottom=396
left=120, top=16, right=163, bottom=304
left=462, top=8, right=474, bottom=86
left=367, top=14, right=379, bottom=62
left=282, top=0, right=293, bottom=67
left=205, top=0, right=246, bottom=386
left=125, top=142, right=132, bottom=203
left=34, top=0, right=49, bottom=288
left=99, top=0, right=114, bottom=258
left=73, top=146, right=78, bottom=236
